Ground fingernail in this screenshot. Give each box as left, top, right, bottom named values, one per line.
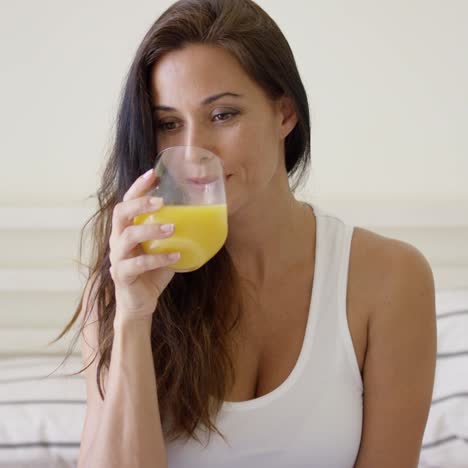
left=142, top=168, right=154, bottom=179
left=167, top=253, right=180, bottom=262
left=149, top=197, right=162, bottom=205
left=160, top=223, right=174, bottom=232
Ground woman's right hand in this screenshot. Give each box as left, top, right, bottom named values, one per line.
left=109, top=168, right=180, bottom=324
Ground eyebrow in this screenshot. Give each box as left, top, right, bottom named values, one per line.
left=152, top=92, right=243, bottom=112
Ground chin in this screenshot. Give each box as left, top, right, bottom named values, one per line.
left=226, top=198, right=239, bottom=217
left=225, top=191, right=256, bottom=218
left=225, top=191, right=242, bottom=217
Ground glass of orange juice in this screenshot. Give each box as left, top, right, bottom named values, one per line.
left=133, top=146, right=228, bottom=273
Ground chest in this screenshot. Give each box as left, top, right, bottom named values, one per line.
left=225, top=229, right=371, bottom=403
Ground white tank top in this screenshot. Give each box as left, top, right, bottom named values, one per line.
left=166, top=203, right=364, bottom=468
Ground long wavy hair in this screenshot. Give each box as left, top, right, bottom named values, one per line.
left=52, top=0, right=311, bottom=443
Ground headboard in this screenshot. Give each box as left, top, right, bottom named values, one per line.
left=0, top=199, right=467, bottom=355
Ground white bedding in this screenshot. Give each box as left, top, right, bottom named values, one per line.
left=0, top=289, right=467, bottom=468
left=419, top=289, right=468, bottom=468
left=0, top=355, right=85, bottom=468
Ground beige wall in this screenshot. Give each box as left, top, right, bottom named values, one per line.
left=0, top=0, right=467, bottom=205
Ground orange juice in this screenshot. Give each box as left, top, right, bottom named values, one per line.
left=133, top=204, right=228, bottom=272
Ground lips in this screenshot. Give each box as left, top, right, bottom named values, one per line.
left=186, top=174, right=232, bottom=184
left=186, top=176, right=216, bottom=184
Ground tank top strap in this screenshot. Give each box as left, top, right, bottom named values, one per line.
left=307, top=202, right=362, bottom=390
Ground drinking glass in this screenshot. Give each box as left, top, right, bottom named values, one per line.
left=133, top=146, right=228, bottom=273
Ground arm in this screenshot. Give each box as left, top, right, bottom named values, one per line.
left=78, top=282, right=168, bottom=468
left=354, top=241, right=437, bottom=468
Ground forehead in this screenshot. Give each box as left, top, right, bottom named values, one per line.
left=150, top=43, right=261, bottom=104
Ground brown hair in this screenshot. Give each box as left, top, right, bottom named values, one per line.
left=53, top=0, right=311, bottom=443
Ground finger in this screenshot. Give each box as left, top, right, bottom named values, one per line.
left=113, top=223, right=175, bottom=261
left=123, top=169, right=158, bottom=203
left=112, top=252, right=181, bottom=285
left=111, top=195, right=164, bottom=238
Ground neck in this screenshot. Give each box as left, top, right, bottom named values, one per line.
left=225, top=173, right=315, bottom=288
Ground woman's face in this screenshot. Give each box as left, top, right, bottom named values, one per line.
left=150, top=43, right=297, bottom=214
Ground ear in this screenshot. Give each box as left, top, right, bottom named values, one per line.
left=277, top=95, right=298, bottom=140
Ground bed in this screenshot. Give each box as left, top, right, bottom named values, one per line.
left=418, top=289, right=468, bottom=468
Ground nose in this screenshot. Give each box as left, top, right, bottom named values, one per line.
left=183, top=145, right=210, bottom=165
left=183, top=121, right=217, bottom=158
left=178, top=126, right=221, bottom=180
left=182, top=146, right=221, bottom=180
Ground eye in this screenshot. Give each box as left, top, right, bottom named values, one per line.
left=156, top=120, right=180, bottom=132
left=212, top=111, right=239, bottom=122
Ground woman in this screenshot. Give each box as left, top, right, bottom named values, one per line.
left=58, top=0, right=437, bottom=466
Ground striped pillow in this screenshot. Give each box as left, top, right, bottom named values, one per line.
left=419, top=289, right=468, bottom=468
left=0, top=354, right=85, bottom=467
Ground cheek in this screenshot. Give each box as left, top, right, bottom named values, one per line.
left=222, top=120, right=280, bottom=182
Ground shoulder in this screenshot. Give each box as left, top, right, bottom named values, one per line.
left=346, top=227, right=435, bottom=374
left=350, top=226, right=435, bottom=313
left=350, top=227, right=436, bottom=361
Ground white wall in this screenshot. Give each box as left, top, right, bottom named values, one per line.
left=0, top=0, right=467, bottom=205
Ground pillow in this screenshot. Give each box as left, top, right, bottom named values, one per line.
left=0, top=354, right=85, bottom=468
left=419, top=289, right=468, bottom=468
